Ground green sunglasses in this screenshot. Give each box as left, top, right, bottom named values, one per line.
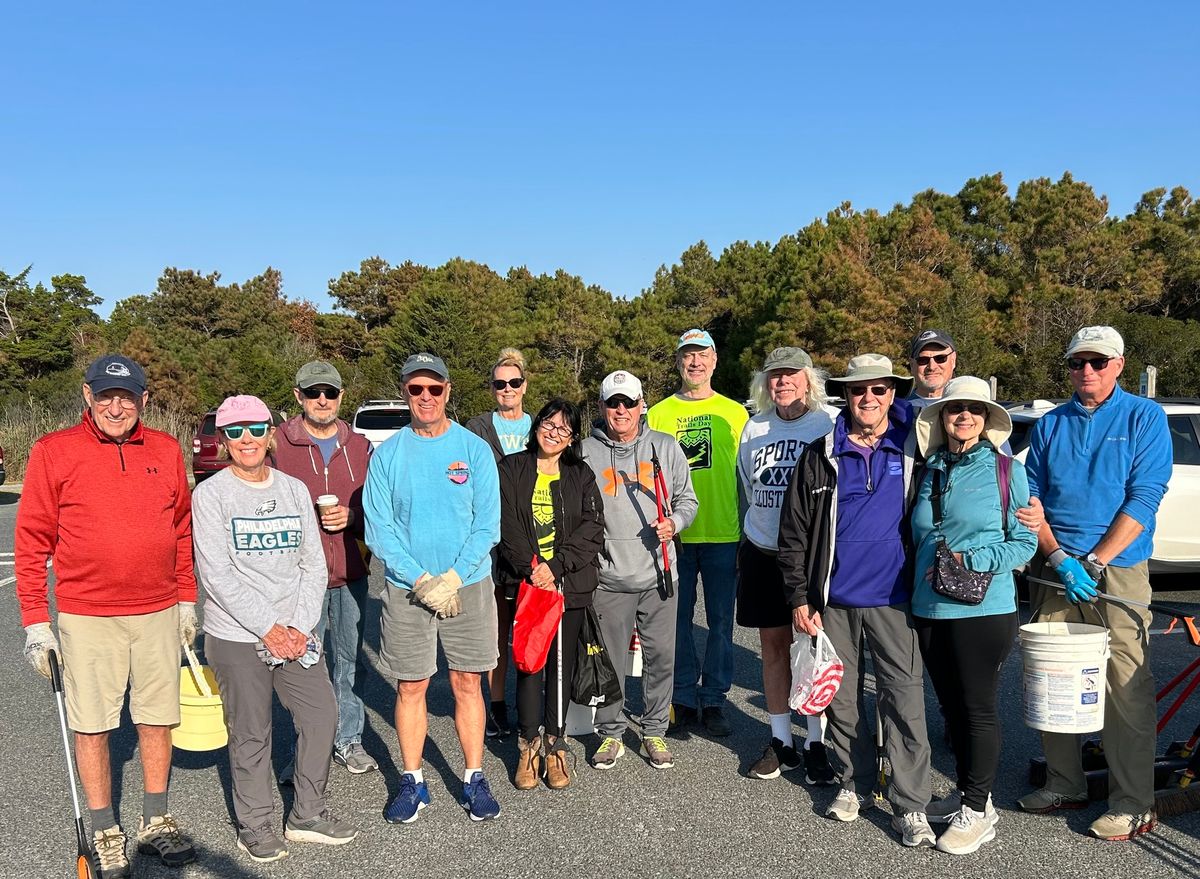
left=221, top=423, right=270, bottom=440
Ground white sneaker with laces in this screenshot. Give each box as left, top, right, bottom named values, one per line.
left=936, top=806, right=997, bottom=855
left=892, top=811, right=937, bottom=848
left=826, top=788, right=870, bottom=822
left=928, top=791, right=998, bottom=825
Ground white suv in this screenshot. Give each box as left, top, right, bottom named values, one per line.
left=1007, top=397, right=1200, bottom=573
left=352, top=399, right=412, bottom=449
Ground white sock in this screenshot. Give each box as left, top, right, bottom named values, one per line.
left=463, top=767, right=482, bottom=784
left=408, top=767, right=424, bottom=784
left=804, top=714, right=825, bottom=749
left=769, top=713, right=792, bottom=744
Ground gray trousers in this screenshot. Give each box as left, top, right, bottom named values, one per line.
left=206, top=635, right=337, bottom=830
left=593, top=586, right=677, bottom=739
left=821, top=603, right=932, bottom=814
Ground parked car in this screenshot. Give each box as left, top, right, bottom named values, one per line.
left=1007, top=397, right=1200, bottom=572
left=352, top=399, right=412, bottom=449
left=192, top=407, right=286, bottom=483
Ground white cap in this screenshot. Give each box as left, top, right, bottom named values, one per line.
left=1065, top=326, right=1124, bottom=359
left=599, top=370, right=644, bottom=401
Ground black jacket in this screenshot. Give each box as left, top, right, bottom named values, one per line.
left=465, top=413, right=506, bottom=462
left=777, top=435, right=837, bottom=613
left=498, top=451, right=605, bottom=609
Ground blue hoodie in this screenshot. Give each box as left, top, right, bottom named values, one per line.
left=1025, top=384, right=1171, bottom=566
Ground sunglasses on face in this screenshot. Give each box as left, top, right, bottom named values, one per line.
left=406, top=383, right=446, bottom=398
left=222, top=423, right=270, bottom=440
left=604, top=396, right=640, bottom=410
left=915, top=353, right=951, bottom=366
left=847, top=385, right=892, bottom=398
left=1067, top=356, right=1112, bottom=372
left=491, top=377, right=526, bottom=391
left=944, top=402, right=988, bottom=416
left=300, top=386, right=341, bottom=400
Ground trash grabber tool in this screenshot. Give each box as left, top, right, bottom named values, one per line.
left=49, top=649, right=99, bottom=879
left=650, top=444, right=674, bottom=598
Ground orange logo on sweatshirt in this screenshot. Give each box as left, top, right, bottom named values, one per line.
left=600, top=462, right=654, bottom=496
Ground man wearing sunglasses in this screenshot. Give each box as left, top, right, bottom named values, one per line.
left=364, top=352, right=503, bottom=823
left=17, top=354, right=198, bottom=875
left=1019, top=326, right=1171, bottom=841
left=906, top=329, right=958, bottom=410
left=275, top=361, right=376, bottom=777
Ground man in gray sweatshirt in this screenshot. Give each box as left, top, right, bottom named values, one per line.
left=581, top=370, right=698, bottom=771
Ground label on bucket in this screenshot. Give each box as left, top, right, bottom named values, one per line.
left=1080, top=667, right=1100, bottom=704
left=1022, top=651, right=1107, bottom=734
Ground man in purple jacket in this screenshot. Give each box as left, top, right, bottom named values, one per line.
left=275, top=360, right=376, bottom=775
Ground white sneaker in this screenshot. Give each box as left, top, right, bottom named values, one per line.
left=936, top=806, right=997, bottom=855
left=892, top=811, right=936, bottom=848
left=928, top=791, right=998, bottom=825
left=826, top=788, right=871, bottom=822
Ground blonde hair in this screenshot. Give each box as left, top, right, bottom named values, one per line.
left=748, top=366, right=830, bottom=415
left=492, top=347, right=527, bottom=379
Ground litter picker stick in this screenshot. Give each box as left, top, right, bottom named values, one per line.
left=49, top=650, right=98, bottom=879
left=649, top=445, right=674, bottom=598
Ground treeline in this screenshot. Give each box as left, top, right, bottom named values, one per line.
left=2, top=172, right=1199, bottom=479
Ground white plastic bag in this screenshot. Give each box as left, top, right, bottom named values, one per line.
left=789, top=630, right=844, bottom=715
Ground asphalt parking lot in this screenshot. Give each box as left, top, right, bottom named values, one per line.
left=1, top=484, right=1198, bottom=878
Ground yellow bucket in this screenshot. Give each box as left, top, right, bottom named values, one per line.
left=172, top=644, right=227, bottom=751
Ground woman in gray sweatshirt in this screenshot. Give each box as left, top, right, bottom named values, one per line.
left=192, top=395, right=357, bottom=863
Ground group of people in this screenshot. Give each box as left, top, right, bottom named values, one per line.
left=14, top=320, right=1171, bottom=874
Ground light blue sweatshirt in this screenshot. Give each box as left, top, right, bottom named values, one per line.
left=910, top=443, right=1038, bottom=619
left=1025, top=385, right=1171, bottom=566
left=363, top=422, right=500, bottom=589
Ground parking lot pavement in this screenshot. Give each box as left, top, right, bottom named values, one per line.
left=1, top=490, right=1198, bottom=877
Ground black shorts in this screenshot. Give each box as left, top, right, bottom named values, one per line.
left=735, top=540, right=793, bottom=630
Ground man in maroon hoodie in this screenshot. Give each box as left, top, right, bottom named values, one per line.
left=274, top=360, right=376, bottom=775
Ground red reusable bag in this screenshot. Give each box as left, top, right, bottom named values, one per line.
left=512, top=558, right=565, bottom=674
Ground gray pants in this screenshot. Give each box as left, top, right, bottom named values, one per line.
left=206, top=635, right=337, bottom=830
left=594, top=587, right=677, bottom=739
left=821, top=603, right=932, bottom=814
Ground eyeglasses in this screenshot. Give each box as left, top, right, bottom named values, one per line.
left=221, top=423, right=270, bottom=439
left=538, top=421, right=573, bottom=438
left=944, top=402, right=988, bottom=416
left=1067, top=356, right=1112, bottom=372
left=406, top=383, right=446, bottom=398
left=491, top=377, right=526, bottom=391
left=92, top=393, right=139, bottom=409
left=915, top=353, right=952, bottom=366
left=300, top=386, right=341, bottom=400
left=847, top=385, right=892, bottom=398
left=604, top=396, right=640, bottom=410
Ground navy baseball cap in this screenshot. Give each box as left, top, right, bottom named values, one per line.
left=84, top=354, right=146, bottom=395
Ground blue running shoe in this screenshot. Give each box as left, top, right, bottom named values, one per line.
left=460, top=771, right=500, bottom=821
left=384, top=774, right=430, bottom=824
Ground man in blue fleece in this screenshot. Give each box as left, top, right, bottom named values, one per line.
left=364, top=353, right=502, bottom=824
left=1019, top=326, right=1171, bottom=842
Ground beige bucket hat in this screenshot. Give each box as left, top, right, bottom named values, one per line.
left=916, top=376, right=1013, bottom=456
left=827, top=353, right=914, bottom=397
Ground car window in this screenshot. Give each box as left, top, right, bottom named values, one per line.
left=200, top=414, right=217, bottom=436
left=355, top=410, right=412, bottom=431
left=1168, top=415, right=1200, bottom=466
left=1009, top=421, right=1033, bottom=455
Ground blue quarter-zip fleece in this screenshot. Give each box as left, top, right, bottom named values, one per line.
left=827, top=402, right=913, bottom=607
left=1025, top=384, right=1171, bottom=566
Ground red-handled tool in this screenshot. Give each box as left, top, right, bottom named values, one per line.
left=650, top=445, right=674, bottom=598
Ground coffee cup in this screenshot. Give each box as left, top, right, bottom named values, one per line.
left=316, top=494, right=338, bottom=516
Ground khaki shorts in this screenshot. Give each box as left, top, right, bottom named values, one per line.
left=58, top=606, right=181, bottom=733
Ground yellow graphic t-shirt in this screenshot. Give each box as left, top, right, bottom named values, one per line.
left=531, top=470, right=559, bottom=560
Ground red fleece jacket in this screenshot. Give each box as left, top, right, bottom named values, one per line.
left=16, top=412, right=197, bottom=627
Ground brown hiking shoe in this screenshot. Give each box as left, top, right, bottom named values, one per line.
left=514, top=737, right=542, bottom=790
left=544, top=736, right=571, bottom=789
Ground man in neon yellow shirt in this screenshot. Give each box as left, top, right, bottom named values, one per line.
left=647, top=329, right=748, bottom=737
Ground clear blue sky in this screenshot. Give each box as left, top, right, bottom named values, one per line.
left=4, top=3, right=1198, bottom=315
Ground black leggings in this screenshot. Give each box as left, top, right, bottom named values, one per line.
left=915, top=612, right=1017, bottom=812
left=516, top=606, right=585, bottom=741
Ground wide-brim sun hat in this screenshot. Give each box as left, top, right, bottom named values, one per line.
left=826, top=353, right=914, bottom=398
left=916, top=376, right=1012, bottom=456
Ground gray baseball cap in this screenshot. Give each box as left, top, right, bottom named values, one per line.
left=295, top=360, right=343, bottom=390
left=909, top=329, right=956, bottom=359
left=401, top=352, right=450, bottom=381
left=762, top=347, right=813, bottom=372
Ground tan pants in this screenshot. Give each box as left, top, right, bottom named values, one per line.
left=1029, top=558, right=1157, bottom=813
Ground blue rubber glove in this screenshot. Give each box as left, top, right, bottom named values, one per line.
left=1055, top=557, right=1098, bottom=604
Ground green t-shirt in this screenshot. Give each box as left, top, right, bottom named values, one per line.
left=647, top=391, right=748, bottom=544
left=532, top=470, right=559, bottom=560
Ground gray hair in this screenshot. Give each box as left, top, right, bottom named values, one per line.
left=748, top=366, right=830, bottom=415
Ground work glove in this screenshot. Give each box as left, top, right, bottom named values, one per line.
left=412, top=571, right=463, bottom=619
left=23, top=623, right=60, bottom=679
left=1055, top=557, right=1098, bottom=604
left=178, top=602, right=199, bottom=648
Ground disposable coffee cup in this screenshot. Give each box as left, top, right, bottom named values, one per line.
left=316, top=494, right=338, bottom=515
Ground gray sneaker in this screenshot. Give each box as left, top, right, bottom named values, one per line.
left=334, top=742, right=379, bottom=774
left=136, top=814, right=195, bottom=867
left=284, top=811, right=359, bottom=845
left=642, top=736, right=675, bottom=770
left=928, top=791, right=998, bottom=825
left=92, top=825, right=130, bottom=879
left=237, top=825, right=288, bottom=863
left=936, top=806, right=997, bottom=855
left=892, top=811, right=937, bottom=848
left=826, top=788, right=872, bottom=823
left=591, top=736, right=626, bottom=770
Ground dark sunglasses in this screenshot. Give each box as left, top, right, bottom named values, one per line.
left=604, top=396, right=640, bottom=410
left=491, top=377, right=526, bottom=391
left=300, top=386, right=341, bottom=400
left=915, top=353, right=952, bottom=366
left=847, top=385, right=892, bottom=398
left=1067, top=356, right=1112, bottom=372
left=406, top=382, right=446, bottom=398
left=944, top=402, right=988, bottom=416
left=222, top=423, right=270, bottom=439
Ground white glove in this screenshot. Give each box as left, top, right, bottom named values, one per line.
left=412, top=570, right=463, bottom=618
left=23, top=623, right=60, bottom=679
left=179, top=602, right=199, bottom=648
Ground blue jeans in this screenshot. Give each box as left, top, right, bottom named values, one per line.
left=314, top=576, right=370, bottom=749
left=673, top=542, right=738, bottom=709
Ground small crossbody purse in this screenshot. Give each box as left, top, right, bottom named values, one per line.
left=929, top=454, right=1011, bottom=605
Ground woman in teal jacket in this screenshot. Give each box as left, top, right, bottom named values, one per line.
left=910, top=377, right=1038, bottom=856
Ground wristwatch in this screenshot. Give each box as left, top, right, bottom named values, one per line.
left=1082, top=552, right=1106, bottom=579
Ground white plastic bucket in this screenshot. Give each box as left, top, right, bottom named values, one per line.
left=1019, top=621, right=1110, bottom=734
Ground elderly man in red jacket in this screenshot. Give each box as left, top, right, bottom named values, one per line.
left=18, top=354, right=197, bottom=879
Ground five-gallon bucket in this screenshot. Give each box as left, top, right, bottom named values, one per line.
left=173, top=644, right=227, bottom=751
left=1019, top=620, right=1110, bottom=734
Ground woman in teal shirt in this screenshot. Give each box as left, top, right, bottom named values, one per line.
left=910, top=377, right=1037, bottom=856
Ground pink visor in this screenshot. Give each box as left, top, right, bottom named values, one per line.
left=215, top=394, right=272, bottom=428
